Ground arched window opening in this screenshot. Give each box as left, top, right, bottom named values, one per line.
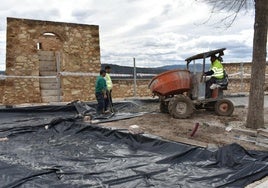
left=43, top=32, right=56, bottom=36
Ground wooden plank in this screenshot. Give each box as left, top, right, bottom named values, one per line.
left=55, top=52, right=61, bottom=102
left=41, top=89, right=58, bottom=96
left=40, top=83, right=58, bottom=90
left=42, top=96, right=59, bottom=102
left=38, top=51, right=55, bottom=61
left=40, top=61, right=56, bottom=66
left=39, top=66, right=57, bottom=72
left=39, top=56, right=55, bottom=61
left=39, top=78, right=57, bottom=83
left=38, top=51, right=55, bottom=59
left=39, top=71, right=57, bottom=76
left=40, top=63, right=56, bottom=70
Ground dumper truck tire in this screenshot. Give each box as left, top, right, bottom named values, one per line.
left=160, top=101, right=169, bottom=113
left=168, top=95, right=194, bottom=119
left=214, top=99, right=234, bottom=116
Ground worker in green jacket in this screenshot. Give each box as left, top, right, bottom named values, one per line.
left=105, top=65, right=113, bottom=112
left=203, top=55, right=224, bottom=98
left=95, top=70, right=107, bottom=114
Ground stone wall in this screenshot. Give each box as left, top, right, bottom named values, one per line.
left=2, top=17, right=100, bottom=104
left=0, top=80, right=5, bottom=103
left=112, top=79, right=152, bottom=98
left=224, top=62, right=268, bottom=94
left=61, top=76, right=96, bottom=101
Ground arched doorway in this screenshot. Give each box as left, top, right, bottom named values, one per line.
left=37, top=32, right=62, bottom=103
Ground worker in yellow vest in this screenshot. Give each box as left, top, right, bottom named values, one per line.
left=203, top=55, right=224, bottom=98
left=105, top=66, right=113, bottom=112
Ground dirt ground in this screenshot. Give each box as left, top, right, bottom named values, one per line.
left=100, top=100, right=268, bottom=151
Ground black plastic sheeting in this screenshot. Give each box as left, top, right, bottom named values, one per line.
left=0, top=101, right=147, bottom=129
left=0, top=101, right=267, bottom=187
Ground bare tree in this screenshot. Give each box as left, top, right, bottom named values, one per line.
left=201, top=0, right=268, bottom=129
left=201, top=0, right=253, bottom=28
left=246, top=0, right=267, bottom=129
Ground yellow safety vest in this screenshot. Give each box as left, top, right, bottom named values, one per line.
left=105, top=73, right=113, bottom=91
left=210, top=59, right=224, bottom=79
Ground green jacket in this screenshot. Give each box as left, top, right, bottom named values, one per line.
left=95, top=75, right=107, bottom=93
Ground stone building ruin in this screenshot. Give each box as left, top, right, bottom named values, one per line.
left=3, top=17, right=101, bottom=104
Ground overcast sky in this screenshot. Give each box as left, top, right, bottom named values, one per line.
left=0, top=0, right=256, bottom=70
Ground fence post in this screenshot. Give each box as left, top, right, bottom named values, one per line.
left=56, top=51, right=61, bottom=102
left=240, top=63, right=244, bottom=93
left=133, top=57, right=137, bottom=97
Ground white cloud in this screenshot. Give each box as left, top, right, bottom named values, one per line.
left=0, top=0, right=259, bottom=70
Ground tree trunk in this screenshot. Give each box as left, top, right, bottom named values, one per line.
left=246, top=0, right=268, bottom=129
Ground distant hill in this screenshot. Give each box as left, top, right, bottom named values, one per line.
left=0, top=64, right=209, bottom=77
left=159, top=64, right=186, bottom=70
left=101, top=63, right=209, bottom=76
left=159, top=64, right=210, bottom=71
left=101, top=64, right=167, bottom=75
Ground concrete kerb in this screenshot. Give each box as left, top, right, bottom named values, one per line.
left=246, top=176, right=268, bottom=188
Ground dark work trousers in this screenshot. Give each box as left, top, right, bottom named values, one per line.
left=105, top=90, right=113, bottom=111
left=95, top=92, right=105, bottom=114
left=205, top=77, right=217, bottom=98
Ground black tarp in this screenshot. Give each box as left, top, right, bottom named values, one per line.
left=0, top=101, right=267, bottom=187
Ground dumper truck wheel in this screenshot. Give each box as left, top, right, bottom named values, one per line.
left=160, top=101, right=169, bottom=113
left=215, top=99, right=234, bottom=116
left=168, top=95, right=194, bottom=119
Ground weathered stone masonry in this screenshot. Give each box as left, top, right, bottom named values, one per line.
left=2, top=17, right=100, bottom=104
left=224, top=63, right=268, bottom=94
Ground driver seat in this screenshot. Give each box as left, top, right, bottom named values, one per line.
left=211, top=70, right=229, bottom=90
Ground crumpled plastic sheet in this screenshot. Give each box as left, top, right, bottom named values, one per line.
left=0, top=101, right=267, bottom=187
left=0, top=100, right=147, bottom=129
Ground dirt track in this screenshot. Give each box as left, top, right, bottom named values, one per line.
left=100, top=100, right=268, bottom=151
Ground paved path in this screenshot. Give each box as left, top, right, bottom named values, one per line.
left=227, top=96, right=268, bottom=108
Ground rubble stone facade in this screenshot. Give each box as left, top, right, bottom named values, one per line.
left=224, top=63, right=268, bottom=94
left=112, top=79, right=152, bottom=98
left=1, top=17, right=100, bottom=104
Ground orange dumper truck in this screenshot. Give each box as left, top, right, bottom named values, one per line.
left=149, top=48, right=234, bottom=119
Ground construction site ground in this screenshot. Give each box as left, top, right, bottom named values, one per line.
left=100, top=96, right=268, bottom=188
left=100, top=96, right=268, bottom=151
left=1, top=95, right=268, bottom=187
